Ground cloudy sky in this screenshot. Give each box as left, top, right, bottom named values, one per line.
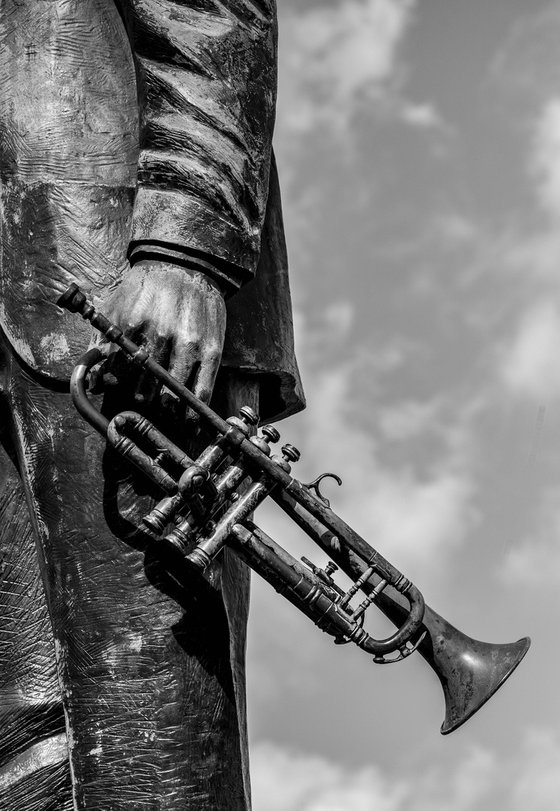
left=245, top=2, right=560, bottom=809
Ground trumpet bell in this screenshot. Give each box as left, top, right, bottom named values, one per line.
left=418, top=606, right=531, bottom=734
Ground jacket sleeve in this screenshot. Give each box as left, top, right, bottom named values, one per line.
left=116, top=0, right=277, bottom=295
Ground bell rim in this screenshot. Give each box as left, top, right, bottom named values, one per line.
left=439, top=635, right=531, bottom=735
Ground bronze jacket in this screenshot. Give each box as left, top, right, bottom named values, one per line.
left=0, top=0, right=304, bottom=421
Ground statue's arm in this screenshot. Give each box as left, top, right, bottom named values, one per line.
left=105, top=1, right=278, bottom=395
left=118, top=0, right=278, bottom=292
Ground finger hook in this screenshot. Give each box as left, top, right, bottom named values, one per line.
left=304, top=472, right=343, bottom=507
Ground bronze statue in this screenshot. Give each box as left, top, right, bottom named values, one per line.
left=0, top=2, right=303, bottom=809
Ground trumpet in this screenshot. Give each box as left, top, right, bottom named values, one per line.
left=58, top=283, right=530, bottom=734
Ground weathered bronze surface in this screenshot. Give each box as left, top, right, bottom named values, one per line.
left=62, top=286, right=531, bottom=736
left=0, top=1, right=304, bottom=808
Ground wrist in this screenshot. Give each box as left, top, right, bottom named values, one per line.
left=128, top=244, right=232, bottom=298
left=129, top=260, right=225, bottom=300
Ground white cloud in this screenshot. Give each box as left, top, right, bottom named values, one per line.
left=256, top=324, right=477, bottom=605
left=292, top=357, right=477, bottom=584
left=278, top=0, right=439, bottom=138
left=510, top=729, right=560, bottom=810
left=252, top=730, right=560, bottom=811
left=377, top=397, right=443, bottom=441
left=490, top=6, right=560, bottom=115
left=501, top=299, right=560, bottom=401
left=502, top=487, right=560, bottom=586
left=323, top=300, right=354, bottom=338
left=251, top=741, right=407, bottom=811
left=432, top=211, right=478, bottom=247
left=531, top=97, right=560, bottom=221
left=357, top=466, right=474, bottom=576
left=250, top=741, right=494, bottom=811
left=502, top=229, right=560, bottom=284
left=399, top=101, right=443, bottom=129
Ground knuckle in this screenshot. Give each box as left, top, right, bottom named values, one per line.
left=196, top=386, right=212, bottom=404
left=180, top=339, right=199, bottom=358
left=206, top=348, right=221, bottom=366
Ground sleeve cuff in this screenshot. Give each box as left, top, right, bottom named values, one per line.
left=127, top=242, right=249, bottom=298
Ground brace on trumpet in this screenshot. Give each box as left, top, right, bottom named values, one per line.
left=58, top=283, right=530, bottom=734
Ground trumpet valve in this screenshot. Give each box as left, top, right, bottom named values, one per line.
left=227, top=405, right=259, bottom=436
left=282, top=444, right=300, bottom=463
left=301, top=557, right=344, bottom=596
left=261, top=425, right=280, bottom=443
left=239, top=405, right=259, bottom=425
left=272, top=443, right=301, bottom=472
left=250, top=424, right=281, bottom=455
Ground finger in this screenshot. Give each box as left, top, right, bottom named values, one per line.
left=134, top=332, right=171, bottom=406
left=192, top=348, right=221, bottom=405
left=108, top=313, right=157, bottom=405
left=168, top=341, right=199, bottom=387
left=166, top=342, right=204, bottom=426
left=88, top=309, right=145, bottom=390
left=118, top=299, right=155, bottom=392
left=87, top=329, right=120, bottom=391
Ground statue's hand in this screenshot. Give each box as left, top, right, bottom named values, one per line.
left=99, top=261, right=226, bottom=402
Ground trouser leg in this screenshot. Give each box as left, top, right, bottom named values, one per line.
left=2, top=347, right=256, bottom=811
left=0, top=405, right=71, bottom=810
